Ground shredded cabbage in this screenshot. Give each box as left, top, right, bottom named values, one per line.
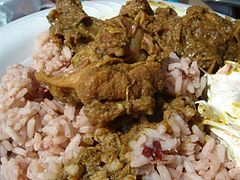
left=198, top=61, right=240, bottom=166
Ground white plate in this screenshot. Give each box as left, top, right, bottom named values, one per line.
left=0, top=0, right=190, bottom=77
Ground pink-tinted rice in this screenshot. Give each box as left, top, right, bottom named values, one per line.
left=0, top=32, right=239, bottom=180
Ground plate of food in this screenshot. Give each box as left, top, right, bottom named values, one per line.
left=0, top=0, right=240, bottom=179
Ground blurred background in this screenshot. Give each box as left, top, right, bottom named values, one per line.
left=0, top=0, right=55, bottom=27
left=202, top=0, right=240, bottom=18
left=0, top=0, right=239, bottom=27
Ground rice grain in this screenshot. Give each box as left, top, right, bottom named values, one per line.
left=27, top=118, right=36, bottom=139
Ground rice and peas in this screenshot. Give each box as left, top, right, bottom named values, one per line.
left=0, top=32, right=94, bottom=179
left=0, top=31, right=239, bottom=180
left=0, top=11, right=240, bottom=180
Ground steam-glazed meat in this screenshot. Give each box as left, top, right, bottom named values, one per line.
left=35, top=62, right=163, bottom=124
left=84, top=96, right=155, bottom=125
left=71, top=17, right=133, bottom=68
left=177, top=6, right=240, bottom=72
left=48, top=0, right=240, bottom=73
left=72, top=0, right=157, bottom=68
left=47, top=0, right=103, bottom=53
left=120, top=0, right=154, bottom=18
left=142, top=6, right=240, bottom=73
left=38, top=0, right=240, bottom=125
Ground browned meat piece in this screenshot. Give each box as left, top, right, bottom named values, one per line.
left=72, top=17, right=132, bottom=68
left=93, top=17, right=132, bottom=59
left=141, top=7, right=177, bottom=36
left=35, top=62, right=163, bottom=104
left=120, top=0, right=154, bottom=18
left=48, top=0, right=240, bottom=73
left=179, top=6, right=237, bottom=72
left=72, top=14, right=154, bottom=68
left=71, top=0, right=159, bottom=68
left=47, top=0, right=103, bottom=52
left=136, top=5, right=240, bottom=73
left=140, top=7, right=179, bottom=61
left=84, top=96, right=155, bottom=125
left=36, top=0, right=240, bottom=127
left=35, top=62, right=163, bottom=124
left=151, top=6, right=240, bottom=73
left=228, top=20, right=240, bottom=63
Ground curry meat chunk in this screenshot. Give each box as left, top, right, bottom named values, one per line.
left=48, top=0, right=103, bottom=53
left=36, top=0, right=240, bottom=125
left=35, top=61, right=163, bottom=125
